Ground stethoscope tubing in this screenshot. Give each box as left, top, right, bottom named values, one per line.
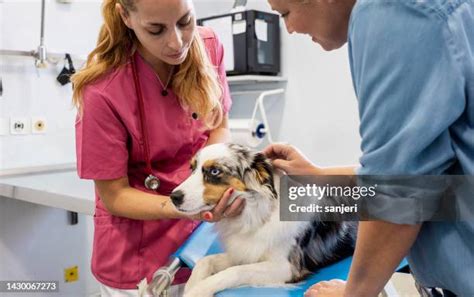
left=130, top=55, right=160, bottom=191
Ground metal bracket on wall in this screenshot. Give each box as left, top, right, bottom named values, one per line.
left=0, top=0, right=85, bottom=67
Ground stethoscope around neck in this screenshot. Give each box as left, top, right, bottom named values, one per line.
left=130, top=54, right=199, bottom=191
left=130, top=55, right=161, bottom=191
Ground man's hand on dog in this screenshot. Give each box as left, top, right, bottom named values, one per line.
left=263, top=143, right=320, bottom=175
left=304, top=280, right=346, bottom=297
left=193, top=188, right=245, bottom=222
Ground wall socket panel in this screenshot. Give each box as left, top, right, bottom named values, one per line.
left=31, top=117, right=47, bottom=134
left=2, top=117, right=48, bottom=135
left=10, top=117, right=30, bottom=135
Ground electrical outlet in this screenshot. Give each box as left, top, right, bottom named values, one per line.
left=31, top=117, right=47, bottom=134
left=64, top=266, right=79, bottom=282
left=10, top=117, right=30, bottom=135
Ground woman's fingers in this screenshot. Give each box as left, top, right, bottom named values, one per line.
left=213, top=188, right=234, bottom=214
left=202, top=188, right=234, bottom=221
left=272, top=159, right=291, bottom=172
left=223, top=198, right=245, bottom=218
left=199, top=188, right=247, bottom=222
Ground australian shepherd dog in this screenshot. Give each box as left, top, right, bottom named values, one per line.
left=170, top=143, right=357, bottom=297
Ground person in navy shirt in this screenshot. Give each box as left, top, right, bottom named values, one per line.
left=266, top=0, right=474, bottom=296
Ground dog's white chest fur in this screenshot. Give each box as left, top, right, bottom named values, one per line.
left=216, top=190, right=308, bottom=265
left=221, top=215, right=306, bottom=264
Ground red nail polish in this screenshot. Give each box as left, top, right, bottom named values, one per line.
left=230, top=188, right=234, bottom=195
left=204, top=213, right=212, bottom=220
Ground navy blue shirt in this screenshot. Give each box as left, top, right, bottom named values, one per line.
left=349, top=0, right=474, bottom=294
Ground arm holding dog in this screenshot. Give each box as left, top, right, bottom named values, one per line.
left=95, top=178, right=240, bottom=221
left=263, top=143, right=356, bottom=176
left=305, top=222, right=421, bottom=297
left=94, top=115, right=243, bottom=222
left=343, top=222, right=421, bottom=297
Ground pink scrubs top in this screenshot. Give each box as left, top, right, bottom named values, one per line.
left=75, top=27, right=231, bottom=289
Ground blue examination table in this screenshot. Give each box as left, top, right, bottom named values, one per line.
left=150, top=222, right=408, bottom=296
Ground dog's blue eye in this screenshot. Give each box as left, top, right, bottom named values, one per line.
left=210, top=168, right=220, bottom=176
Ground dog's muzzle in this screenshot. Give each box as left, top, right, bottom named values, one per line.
left=170, top=190, right=185, bottom=207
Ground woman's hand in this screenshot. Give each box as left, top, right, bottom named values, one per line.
left=263, top=143, right=320, bottom=175
left=189, top=188, right=245, bottom=222
left=304, top=280, right=347, bottom=297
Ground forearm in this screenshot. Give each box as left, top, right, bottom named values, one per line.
left=304, top=164, right=357, bottom=176
left=345, top=221, right=421, bottom=297
left=319, top=165, right=357, bottom=175
left=206, top=127, right=231, bottom=146
left=106, top=187, right=184, bottom=220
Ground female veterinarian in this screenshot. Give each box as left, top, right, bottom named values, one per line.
left=72, top=0, right=244, bottom=295
left=266, top=0, right=474, bottom=296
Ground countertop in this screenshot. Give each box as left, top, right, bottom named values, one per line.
left=0, top=170, right=95, bottom=215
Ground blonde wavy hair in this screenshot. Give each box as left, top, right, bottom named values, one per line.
left=71, top=0, right=223, bottom=128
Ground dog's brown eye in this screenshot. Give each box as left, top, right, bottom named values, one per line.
left=210, top=168, right=220, bottom=176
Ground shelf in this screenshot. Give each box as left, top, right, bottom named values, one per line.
left=0, top=170, right=95, bottom=216
left=227, top=75, right=287, bottom=85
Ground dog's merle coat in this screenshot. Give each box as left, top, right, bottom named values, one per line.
left=171, top=143, right=357, bottom=297
left=289, top=220, right=357, bottom=281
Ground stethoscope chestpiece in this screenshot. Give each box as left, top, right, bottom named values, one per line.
left=145, top=174, right=160, bottom=191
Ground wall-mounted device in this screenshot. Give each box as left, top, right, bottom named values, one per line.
left=198, top=10, right=280, bottom=76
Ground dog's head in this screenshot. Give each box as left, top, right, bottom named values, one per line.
left=170, top=143, right=277, bottom=215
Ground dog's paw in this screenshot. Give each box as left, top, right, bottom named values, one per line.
left=183, top=286, right=214, bottom=297
left=185, top=260, right=213, bottom=292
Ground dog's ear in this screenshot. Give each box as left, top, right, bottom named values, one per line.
left=251, top=153, right=273, bottom=185
left=241, top=151, right=277, bottom=199
left=250, top=153, right=277, bottom=199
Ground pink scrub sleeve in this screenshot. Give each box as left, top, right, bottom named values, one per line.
left=75, top=86, right=129, bottom=180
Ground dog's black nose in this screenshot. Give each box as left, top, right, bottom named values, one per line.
left=170, top=190, right=184, bottom=207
